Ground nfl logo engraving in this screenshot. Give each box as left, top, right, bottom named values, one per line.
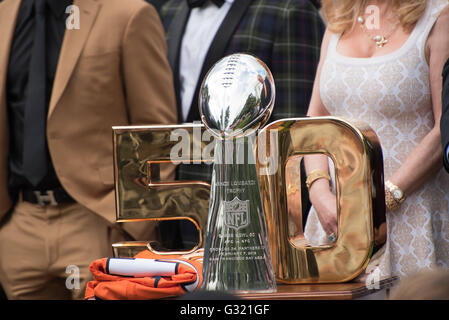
left=224, top=197, right=249, bottom=231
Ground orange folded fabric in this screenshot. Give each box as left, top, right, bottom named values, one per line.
left=85, top=249, right=203, bottom=300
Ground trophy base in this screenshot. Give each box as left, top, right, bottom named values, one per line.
left=202, top=286, right=277, bottom=295
left=201, top=271, right=277, bottom=294
left=226, top=288, right=277, bottom=294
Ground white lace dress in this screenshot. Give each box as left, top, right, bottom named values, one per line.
left=304, top=0, right=449, bottom=278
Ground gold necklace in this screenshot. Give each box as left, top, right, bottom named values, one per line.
left=357, top=14, right=400, bottom=48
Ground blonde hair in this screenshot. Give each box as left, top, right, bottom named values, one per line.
left=321, top=0, right=428, bottom=34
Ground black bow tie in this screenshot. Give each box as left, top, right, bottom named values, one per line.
left=186, top=0, right=225, bottom=9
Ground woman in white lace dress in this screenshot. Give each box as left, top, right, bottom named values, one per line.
left=304, top=0, right=449, bottom=278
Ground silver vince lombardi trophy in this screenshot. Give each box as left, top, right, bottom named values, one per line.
left=199, top=53, right=277, bottom=293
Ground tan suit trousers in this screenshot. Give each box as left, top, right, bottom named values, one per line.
left=0, top=199, right=125, bottom=300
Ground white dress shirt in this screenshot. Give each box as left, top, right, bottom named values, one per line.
left=179, top=0, right=234, bottom=122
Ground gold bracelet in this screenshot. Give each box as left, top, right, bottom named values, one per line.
left=306, top=170, right=331, bottom=189
left=385, top=188, right=400, bottom=211
left=385, top=180, right=405, bottom=211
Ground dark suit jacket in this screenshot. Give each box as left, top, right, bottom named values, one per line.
left=146, top=0, right=165, bottom=13
left=158, top=0, right=325, bottom=181
left=441, top=58, right=449, bottom=172
left=0, top=0, right=177, bottom=239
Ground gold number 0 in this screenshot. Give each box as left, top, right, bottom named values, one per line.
left=258, top=117, right=386, bottom=283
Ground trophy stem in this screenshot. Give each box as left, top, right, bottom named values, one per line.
left=202, top=137, right=277, bottom=293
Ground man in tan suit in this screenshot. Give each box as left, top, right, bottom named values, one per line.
left=0, top=0, right=177, bottom=299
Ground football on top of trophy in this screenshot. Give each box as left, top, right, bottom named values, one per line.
left=199, top=53, right=275, bottom=139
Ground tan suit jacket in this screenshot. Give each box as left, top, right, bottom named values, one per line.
left=0, top=0, right=177, bottom=238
